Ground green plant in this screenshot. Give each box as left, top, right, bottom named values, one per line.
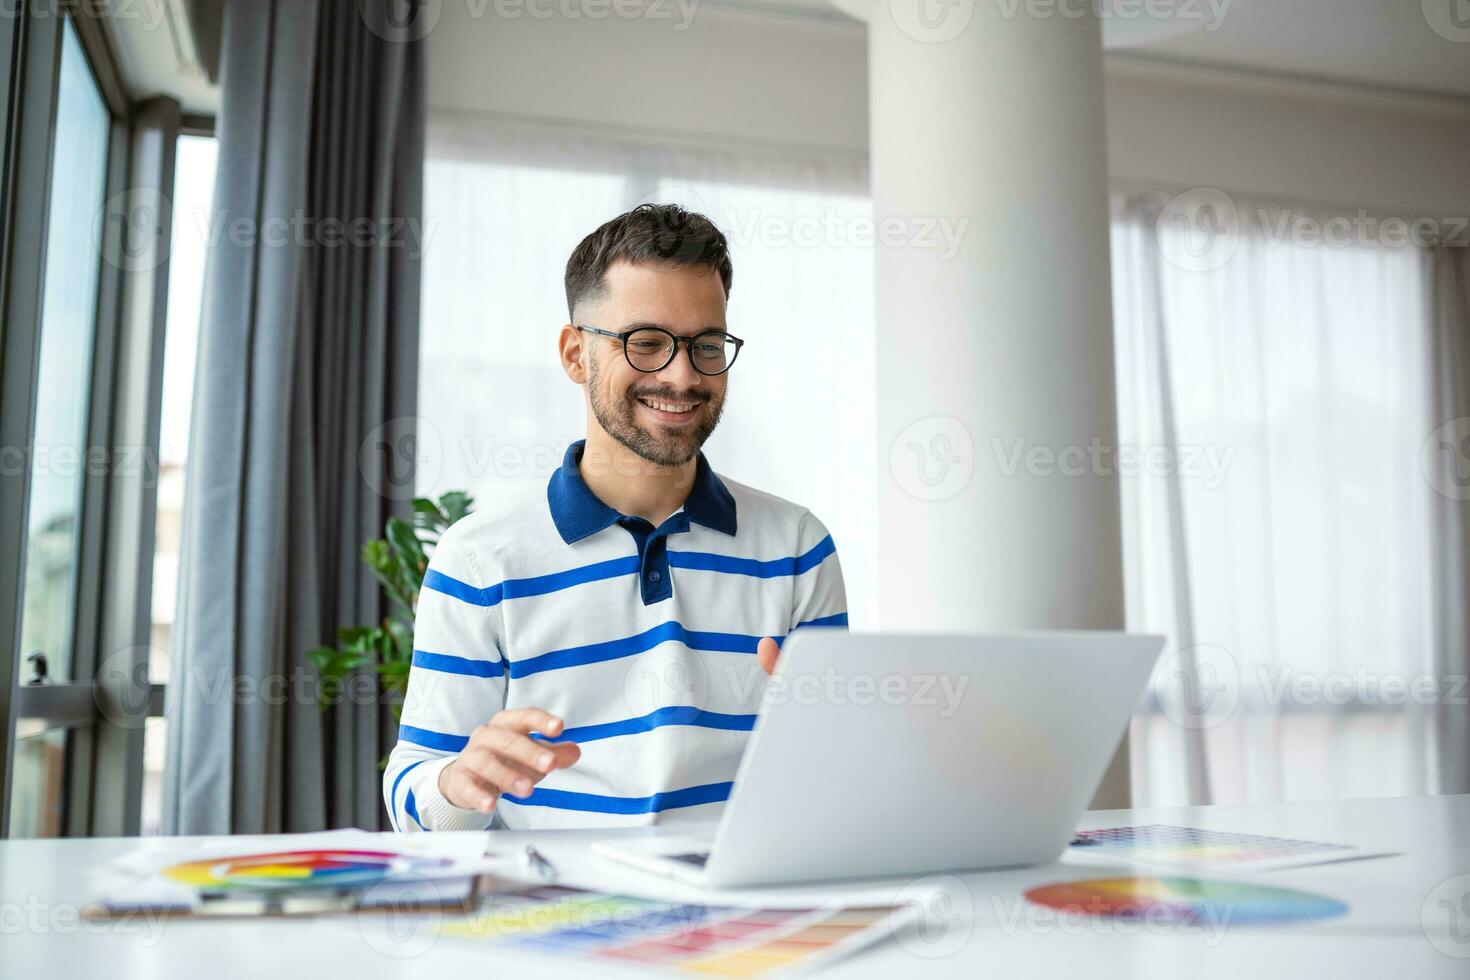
left=308, top=491, right=474, bottom=716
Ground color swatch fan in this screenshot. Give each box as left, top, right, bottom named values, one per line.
left=164, top=849, right=452, bottom=891
left=92, top=831, right=496, bottom=918
left=1025, top=877, right=1348, bottom=926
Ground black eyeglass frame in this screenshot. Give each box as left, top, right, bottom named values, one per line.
left=576, top=324, right=745, bottom=376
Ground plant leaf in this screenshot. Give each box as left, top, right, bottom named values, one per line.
left=439, top=491, right=474, bottom=526
left=412, top=497, right=448, bottom=533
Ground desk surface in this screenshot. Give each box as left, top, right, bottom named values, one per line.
left=2, top=794, right=1467, bottom=979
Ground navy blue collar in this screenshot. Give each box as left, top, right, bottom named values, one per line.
left=547, top=440, right=738, bottom=544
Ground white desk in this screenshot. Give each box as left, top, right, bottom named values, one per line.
left=2, top=795, right=1467, bottom=979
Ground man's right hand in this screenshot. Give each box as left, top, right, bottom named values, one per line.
left=438, top=708, right=581, bottom=812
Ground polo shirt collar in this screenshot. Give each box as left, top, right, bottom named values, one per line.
left=547, top=440, right=737, bottom=544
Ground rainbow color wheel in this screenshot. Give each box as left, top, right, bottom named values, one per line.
left=163, top=849, right=451, bottom=891
left=1025, top=877, right=1347, bottom=926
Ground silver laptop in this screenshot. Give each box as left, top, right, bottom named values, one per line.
left=593, top=630, right=1163, bottom=888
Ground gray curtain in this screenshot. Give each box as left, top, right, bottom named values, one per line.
left=1428, top=244, right=1470, bottom=796
left=162, top=0, right=424, bottom=834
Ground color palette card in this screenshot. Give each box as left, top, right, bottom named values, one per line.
left=94, top=830, right=497, bottom=916
left=1067, top=824, right=1398, bottom=873
left=1026, top=876, right=1349, bottom=927
left=440, top=884, right=914, bottom=977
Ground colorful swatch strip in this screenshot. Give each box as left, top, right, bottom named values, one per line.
left=440, top=885, right=899, bottom=976
left=1071, top=824, right=1354, bottom=864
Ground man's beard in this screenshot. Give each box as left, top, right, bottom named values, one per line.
left=587, top=354, right=724, bottom=467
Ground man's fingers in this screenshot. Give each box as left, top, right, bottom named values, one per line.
left=756, top=636, right=781, bottom=676
left=545, top=740, right=581, bottom=769
left=495, top=707, right=565, bottom=738
left=481, top=724, right=560, bottom=774
left=474, top=753, right=542, bottom=799
left=442, top=760, right=500, bottom=812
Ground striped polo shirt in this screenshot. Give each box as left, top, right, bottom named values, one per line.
left=383, top=440, right=848, bottom=831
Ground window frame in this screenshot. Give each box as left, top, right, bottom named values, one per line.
left=0, top=1, right=201, bottom=838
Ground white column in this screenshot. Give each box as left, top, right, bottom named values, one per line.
left=865, top=2, right=1129, bottom=801
left=869, top=2, right=1123, bottom=633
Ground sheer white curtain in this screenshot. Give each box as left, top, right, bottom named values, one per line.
left=1112, top=191, right=1455, bottom=806
left=418, top=113, right=877, bottom=621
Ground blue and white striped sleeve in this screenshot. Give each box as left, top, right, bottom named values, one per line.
left=383, top=520, right=506, bottom=832
left=789, top=510, right=848, bottom=634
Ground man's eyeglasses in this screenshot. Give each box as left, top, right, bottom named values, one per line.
left=576, top=325, right=744, bottom=377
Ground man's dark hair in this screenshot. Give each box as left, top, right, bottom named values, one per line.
left=564, top=203, right=733, bottom=319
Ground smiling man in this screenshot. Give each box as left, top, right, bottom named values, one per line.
left=384, top=204, right=848, bottom=831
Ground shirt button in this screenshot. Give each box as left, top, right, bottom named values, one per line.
left=648, top=570, right=662, bottom=583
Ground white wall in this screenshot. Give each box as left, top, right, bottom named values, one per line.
left=426, top=6, right=868, bottom=153
left=1104, top=65, right=1470, bottom=216
left=427, top=8, right=1470, bottom=214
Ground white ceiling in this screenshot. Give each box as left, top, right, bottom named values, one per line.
left=102, top=0, right=218, bottom=116
left=102, top=0, right=1470, bottom=118
left=1115, top=0, right=1470, bottom=98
